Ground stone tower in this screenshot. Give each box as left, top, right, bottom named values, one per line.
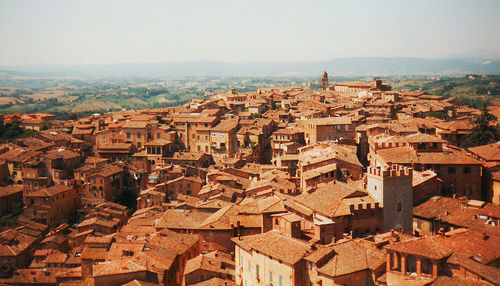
left=366, top=164, right=413, bottom=233
left=321, top=70, right=328, bottom=91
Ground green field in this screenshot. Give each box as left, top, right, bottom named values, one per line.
left=0, top=74, right=498, bottom=120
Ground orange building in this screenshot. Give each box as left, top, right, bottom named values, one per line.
left=24, top=185, right=78, bottom=228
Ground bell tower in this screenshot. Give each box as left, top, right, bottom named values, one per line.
left=321, top=70, right=328, bottom=91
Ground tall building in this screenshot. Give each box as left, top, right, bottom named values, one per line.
left=321, top=70, right=328, bottom=91
left=366, top=165, right=413, bottom=233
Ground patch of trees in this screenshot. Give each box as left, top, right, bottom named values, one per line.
left=0, top=124, right=36, bottom=143
left=461, top=110, right=499, bottom=148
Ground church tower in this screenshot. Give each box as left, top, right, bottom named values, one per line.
left=321, top=70, right=328, bottom=91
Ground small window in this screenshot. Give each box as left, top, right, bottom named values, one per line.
left=463, top=167, right=471, bottom=174
left=397, top=203, right=402, bottom=212
left=137, top=132, right=141, bottom=138
left=448, top=167, right=456, bottom=174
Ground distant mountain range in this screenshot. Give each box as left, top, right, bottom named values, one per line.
left=2, top=55, right=500, bottom=78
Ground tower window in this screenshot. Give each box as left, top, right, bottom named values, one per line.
left=397, top=203, right=402, bottom=212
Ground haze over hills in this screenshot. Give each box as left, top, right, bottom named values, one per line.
left=1, top=55, right=500, bottom=78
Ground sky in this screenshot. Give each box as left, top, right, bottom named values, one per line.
left=0, top=0, right=499, bottom=66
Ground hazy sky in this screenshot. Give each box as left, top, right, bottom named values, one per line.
left=1, top=0, right=499, bottom=66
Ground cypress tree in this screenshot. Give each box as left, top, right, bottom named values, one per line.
left=461, top=110, right=499, bottom=148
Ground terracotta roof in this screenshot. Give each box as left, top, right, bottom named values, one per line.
left=299, top=143, right=362, bottom=168
left=92, top=260, right=146, bottom=276
left=0, top=184, right=23, bottom=197
left=198, top=205, right=242, bottom=230
left=385, top=236, right=452, bottom=260
left=169, top=151, right=206, bottom=161
left=370, top=133, right=407, bottom=145
left=212, top=119, right=239, bottom=132
left=121, top=280, right=159, bottom=286
left=85, top=236, right=113, bottom=245
left=122, top=121, right=149, bottom=129
left=273, top=127, right=304, bottom=135
left=25, top=184, right=73, bottom=198
left=156, top=209, right=212, bottom=229
left=293, top=182, right=376, bottom=218
left=232, top=230, right=311, bottom=265
left=43, top=251, right=68, bottom=264
left=302, top=163, right=337, bottom=180
left=435, top=120, right=473, bottom=132
left=429, top=276, right=490, bottom=286
left=80, top=247, right=109, bottom=260
left=446, top=253, right=500, bottom=285
left=1, top=267, right=63, bottom=284
left=45, top=148, right=81, bottom=160
left=190, top=277, right=236, bottom=286
left=314, top=240, right=385, bottom=277
left=308, top=116, right=352, bottom=125
left=78, top=217, right=118, bottom=229
left=376, top=146, right=481, bottom=165
left=239, top=196, right=286, bottom=214
left=144, top=139, right=172, bottom=146
left=92, top=164, right=124, bottom=178
left=467, top=142, right=500, bottom=162
left=130, top=114, right=154, bottom=121
left=184, top=251, right=234, bottom=276
left=412, top=170, right=439, bottom=187
left=335, top=81, right=372, bottom=87
left=405, top=133, right=446, bottom=143
left=414, top=196, right=500, bottom=236
left=385, top=229, right=500, bottom=264
left=98, top=143, right=134, bottom=151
